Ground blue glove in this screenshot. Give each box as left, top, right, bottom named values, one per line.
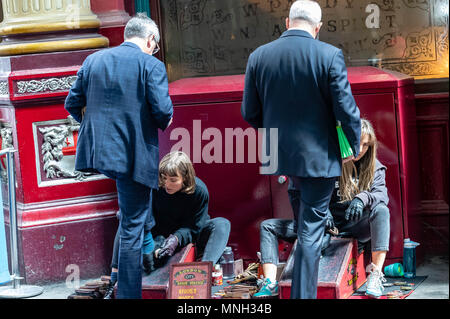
left=345, top=198, right=365, bottom=221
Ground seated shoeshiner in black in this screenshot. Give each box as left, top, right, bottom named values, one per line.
left=104, top=151, right=231, bottom=299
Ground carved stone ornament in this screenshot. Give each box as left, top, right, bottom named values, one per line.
left=17, top=76, right=78, bottom=94
left=38, top=115, right=93, bottom=181
left=0, top=125, right=13, bottom=181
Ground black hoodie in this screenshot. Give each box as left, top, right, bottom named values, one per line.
left=330, top=159, right=389, bottom=217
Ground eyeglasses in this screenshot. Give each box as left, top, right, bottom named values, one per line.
left=152, top=40, right=160, bottom=55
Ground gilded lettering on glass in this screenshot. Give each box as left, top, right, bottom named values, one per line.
left=161, top=0, right=449, bottom=80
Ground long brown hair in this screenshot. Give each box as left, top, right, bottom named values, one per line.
left=339, top=119, right=377, bottom=202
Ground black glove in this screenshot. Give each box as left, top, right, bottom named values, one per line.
left=325, top=211, right=339, bottom=236
left=325, top=212, right=335, bottom=231
left=156, top=234, right=179, bottom=259
left=345, top=198, right=365, bottom=222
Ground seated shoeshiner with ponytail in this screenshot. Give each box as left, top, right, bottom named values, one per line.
left=254, top=119, right=390, bottom=299
left=325, top=118, right=390, bottom=299
left=104, top=151, right=231, bottom=299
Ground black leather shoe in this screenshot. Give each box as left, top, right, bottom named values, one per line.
left=103, top=281, right=116, bottom=299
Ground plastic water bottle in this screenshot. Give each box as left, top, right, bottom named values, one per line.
left=403, top=238, right=420, bottom=279
left=220, top=247, right=235, bottom=280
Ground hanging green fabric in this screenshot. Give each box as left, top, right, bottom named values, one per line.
left=336, top=121, right=354, bottom=159
left=135, top=0, right=151, bottom=17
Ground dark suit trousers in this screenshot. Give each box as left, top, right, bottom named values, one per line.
left=288, top=176, right=336, bottom=299
left=115, top=178, right=151, bottom=299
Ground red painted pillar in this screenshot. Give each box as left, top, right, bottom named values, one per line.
left=0, top=1, right=118, bottom=284
left=91, top=0, right=131, bottom=46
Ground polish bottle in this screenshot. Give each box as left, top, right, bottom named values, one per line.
left=220, top=247, right=235, bottom=280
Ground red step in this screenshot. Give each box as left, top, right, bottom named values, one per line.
left=141, top=243, right=196, bottom=299
left=279, top=238, right=368, bottom=299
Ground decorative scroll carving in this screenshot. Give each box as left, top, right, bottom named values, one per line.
left=38, top=116, right=92, bottom=181
left=402, top=0, right=430, bottom=11
left=0, top=125, right=13, bottom=181
left=16, top=76, right=78, bottom=94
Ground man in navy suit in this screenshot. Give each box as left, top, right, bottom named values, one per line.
left=241, top=1, right=361, bottom=299
left=65, top=13, right=173, bottom=299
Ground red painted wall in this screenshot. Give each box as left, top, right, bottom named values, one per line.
left=415, top=92, right=449, bottom=255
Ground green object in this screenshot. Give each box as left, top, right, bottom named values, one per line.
left=384, top=263, right=404, bottom=277
left=336, top=121, right=354, bottom=159
left=135, top=0, right=151, bottom=17
left=253, top=278, right=279, bottom=298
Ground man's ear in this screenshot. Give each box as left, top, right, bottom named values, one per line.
left=315, top=22, right=323, bottom=37
left=285, top=17, right=290, bottom=30
left=147, top=35, right=154, bottom=49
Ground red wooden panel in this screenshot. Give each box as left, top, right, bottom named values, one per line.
left=20, top=215, right=118, bottom=284
left=141, top=244, right=195, bottom=299
left=13, top=103, right=117, bottom=205
left=278, top=238, right=367, bottom=299
left=415, top=93, right=449, bottom=208
left=415, top=93, right=449, bottom=254
left=98, top=26, right=126, bottom=47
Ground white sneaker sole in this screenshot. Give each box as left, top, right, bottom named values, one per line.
left=365, top=291, right=382, bottom=299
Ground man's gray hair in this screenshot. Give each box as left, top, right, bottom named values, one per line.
left=124, top=13, right=160, bottom=43
left=289, top=1, right=322, bottom=26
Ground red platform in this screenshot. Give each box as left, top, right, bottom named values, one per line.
left=279, top=238, right=368, bottom=299
left=141, top=244, right=196, bottom=299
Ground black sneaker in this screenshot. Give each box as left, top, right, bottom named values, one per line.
left=103, top=281, right=116, bottom=299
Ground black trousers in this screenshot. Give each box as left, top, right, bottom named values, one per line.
left=288, top=176, right=336, bottom=299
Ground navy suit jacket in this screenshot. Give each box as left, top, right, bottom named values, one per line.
left=242, top=30, right=361, bottom=178
left=65, top=42, right=173, bottom=188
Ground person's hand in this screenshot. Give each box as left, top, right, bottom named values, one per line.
left=156, top=234, right=178, bottom=259
left=345, top=198, right=364, bottom=221
left=325, top=213, right=334, bottom=231
left=325, top=212, right=339, bottom=236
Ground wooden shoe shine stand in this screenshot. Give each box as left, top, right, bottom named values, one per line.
left=109, top=244, right=196, bottom=299
left=279, top=238, right=368, bottom=299
left=106, top=238, right=366, bottom=299
left=141, top=244, right=196, bottom=299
